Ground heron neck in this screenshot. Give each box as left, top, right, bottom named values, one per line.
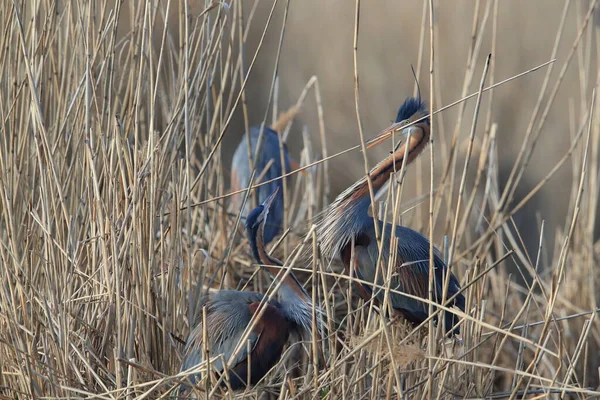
left=363, top=123, right=429, bottom=197
left=316, top=122, right=429, bottom=258
left=251, top=227, right=315, bottom=332
left=252, top=227, right=312, bottom=303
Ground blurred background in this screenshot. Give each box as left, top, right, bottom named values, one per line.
left=112, top=0, right=600, bottom=266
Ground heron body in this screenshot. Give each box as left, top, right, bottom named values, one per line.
left=316, top=97, right=465, bottom=335
left=231, top=125, right=293, bottom=244
left=180, top=290, right=291, bottom=390
left=179, top=189, right=315, bottom=392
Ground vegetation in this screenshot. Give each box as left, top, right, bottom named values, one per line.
left=0, top=1, right=598, bottom=398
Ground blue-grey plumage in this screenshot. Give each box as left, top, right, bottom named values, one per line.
left=316, top=96, right=465, bottom=336
left=230, top=125, right=294, bottom=244
left=178, top=189, right=317, bottom=394
left=342, top=223, right=464, bottom=335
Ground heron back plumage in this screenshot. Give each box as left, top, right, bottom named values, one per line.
left=179, top=290, right=290, bottom=391
left=342, top=219, right=464, bottom=335
left=231, top=126, right=292, bottom=244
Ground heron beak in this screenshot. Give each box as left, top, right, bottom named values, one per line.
left=365, top=121, right=407, bottom=149
left=289, top=157, right=308, bottom=176
left=261, top=186, right=280, bottom=211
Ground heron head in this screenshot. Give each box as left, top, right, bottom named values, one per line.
left=395, top=96, right=429, bottom=125
left=366, top=96, right=430, bottom=150
left=245, top=187, right=280, bottom=232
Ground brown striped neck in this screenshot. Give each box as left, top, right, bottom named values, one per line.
left=315, top=114, right=430, bottom=259
left=255, top=227, right=312, bottom=303
left=357, top=116, right=430, bottom=199
left=253, top=225, right=319, bottom=335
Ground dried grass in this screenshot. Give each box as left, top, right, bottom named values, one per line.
left=0, top=1, right=599, bottom=399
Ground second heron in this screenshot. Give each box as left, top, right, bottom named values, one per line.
left=315, top=96, right=465, bottom=335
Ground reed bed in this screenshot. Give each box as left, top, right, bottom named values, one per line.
left=0, top=1, right=599, bottom=399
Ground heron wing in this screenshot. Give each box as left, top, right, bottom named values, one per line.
left=353, top=234, right=429, bottom=324
left=227, top=301, right=290, bottom=388
left=180, top=291, right=265, bottom=377
left=356, top=222, right=464, bottom=333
